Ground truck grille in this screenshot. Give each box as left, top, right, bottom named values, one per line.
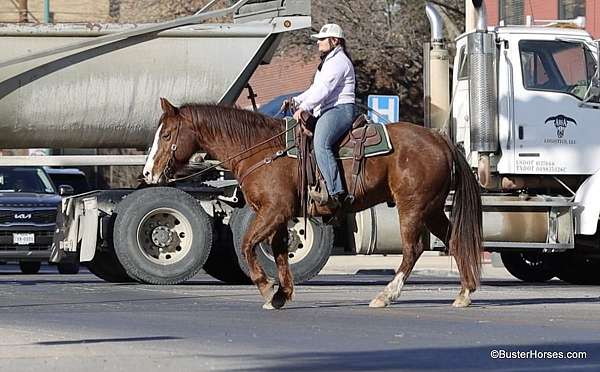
left=0, top=209, right=57, bottom=224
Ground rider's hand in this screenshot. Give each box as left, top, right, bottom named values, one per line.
left=293, top=108, right=304, bottom=122
left=280, top=99, right=290, bottom=113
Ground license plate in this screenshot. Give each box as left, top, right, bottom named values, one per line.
left=13, top=233, right=34, bottom=245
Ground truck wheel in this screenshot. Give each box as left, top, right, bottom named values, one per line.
left=556, top=253, right=600, bottom=285
left=113, top=187, right=213, bottom=285
left=19, top=261, right=41, bottom=274
left=230, top=205, right=334, bottom=284
left=86, top=247, right=134, bottom=283
left=500, top=252, right=557, bottom=283
left=57, top=261, right=80, bottom=274
left=203, top=221, right=251, bottom=284
left=86, top=215, right=134, bottom=283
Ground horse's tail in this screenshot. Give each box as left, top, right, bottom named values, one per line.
left=446, top=139, right=483, bottom=290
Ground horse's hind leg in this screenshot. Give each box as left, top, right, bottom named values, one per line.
left=426, top=209, right=472, bottom=307
left=369, top=209, right=425, bottom=308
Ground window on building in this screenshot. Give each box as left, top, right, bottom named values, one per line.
left=500, top=0, right=525, bottom=25
left=558, top=0, right=586, bottom=20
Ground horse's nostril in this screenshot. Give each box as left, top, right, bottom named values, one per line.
left=144, top=171, right=150, bottom=177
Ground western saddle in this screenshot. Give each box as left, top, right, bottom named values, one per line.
left=295, top=111, right=387, bottom=217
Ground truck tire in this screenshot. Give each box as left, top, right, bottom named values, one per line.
left=86, top=248, right=134, bottom=283
left=556, top=253, right=600, bottom=285
left=500, top=252, right=557, bottom=283
left=19, top=261, right=41, bottom=274
left=113, top=187, right=213, bottom=285
left=57, top=261, right=80, bottom=274
left=230, top=205, right=334, bottom=284
left=203, top=221, right=251, bottom=284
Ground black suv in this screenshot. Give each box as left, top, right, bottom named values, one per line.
left=0, top=166, right=66, bottom=274
left=44, top=167, right=90, bottom=194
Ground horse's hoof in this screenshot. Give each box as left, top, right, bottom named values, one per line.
left=369, top=297, right=389, bottom=308
left=262, top=301, right=275, bottom=310
left=271, top=291, right=287, bottom=309
left=452, top=297, right=472, bottom=308
left=259, top=280, right=276, bottom=301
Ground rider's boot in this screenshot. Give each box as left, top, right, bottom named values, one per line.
left=308, top=180, right=329, bottom=205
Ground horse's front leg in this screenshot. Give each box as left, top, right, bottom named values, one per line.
left=264, top=226, right=294, bottom=310
left=241, top=210, right=290, bottom=309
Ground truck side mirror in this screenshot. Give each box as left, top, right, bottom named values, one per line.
left=58, top=185, right=75, bottom=196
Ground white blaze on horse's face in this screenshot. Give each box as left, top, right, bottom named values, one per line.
left=143, top=123, right=163, bottom=184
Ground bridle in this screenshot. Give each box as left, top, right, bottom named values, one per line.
left=161, top=116, right=183, bottom=182
left=149, top=99, right=311, bottom=185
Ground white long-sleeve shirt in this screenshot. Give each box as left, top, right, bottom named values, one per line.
left=294, top=46, right=355, bottom=117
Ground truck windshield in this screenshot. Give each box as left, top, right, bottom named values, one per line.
left=0, top=167, right=56, bottom=194
left=519, top=40, right=596, bottom=100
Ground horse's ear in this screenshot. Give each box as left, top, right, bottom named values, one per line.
left=160, top=97, right=178, bottom=116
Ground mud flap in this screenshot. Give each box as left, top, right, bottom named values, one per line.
left=79, top=197, right=99, bottom=261
left=50, top=197, right=80, bottom=263
left=51, top=196, right=99, bottom=263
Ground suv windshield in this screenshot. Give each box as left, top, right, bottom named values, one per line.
left=520, top=40, right=597, bottom=100
left=0, top=167, right=56, bottom=194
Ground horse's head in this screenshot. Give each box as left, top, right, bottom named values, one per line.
left=143, top=98, right=198, bottom=184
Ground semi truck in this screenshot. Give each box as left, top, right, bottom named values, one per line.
left=2, top=0, right=600, bottom=284
left=426, top=1, right=600, bottom=284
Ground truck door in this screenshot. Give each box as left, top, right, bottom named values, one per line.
left=452, top=43, right=472, bottom=153
left=512, top=39, right=599, bottom=175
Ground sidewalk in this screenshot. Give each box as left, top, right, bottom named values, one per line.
left=321, top=251, right=513, bottom=280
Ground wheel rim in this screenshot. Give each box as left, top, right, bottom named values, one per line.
left=521, top=253, right=545, bottom=269
left=136, top=208, right=193, bottom=266
left=259, top=217, right=316, bottom=265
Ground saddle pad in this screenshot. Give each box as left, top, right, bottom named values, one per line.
left=285, top=117, right=393, bottom=159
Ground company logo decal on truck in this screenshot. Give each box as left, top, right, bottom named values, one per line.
left=545, top=115, right=577, bottom=139
left=14, top=213, right=32, bottom=219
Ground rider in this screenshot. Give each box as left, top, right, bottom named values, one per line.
left=292, top=23, right=356, bottom=209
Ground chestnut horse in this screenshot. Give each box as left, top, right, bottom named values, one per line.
left=143, top=98, right=482, bottom=310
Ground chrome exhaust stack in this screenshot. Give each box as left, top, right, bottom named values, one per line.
left=424, top=3, right=449, bottom=134
left=467, top=0, right=498, bottom=188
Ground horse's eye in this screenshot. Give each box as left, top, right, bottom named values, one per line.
left=161, top=133, right=171, bottom=140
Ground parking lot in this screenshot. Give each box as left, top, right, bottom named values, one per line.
left=0, top=257, right=599, bottom=372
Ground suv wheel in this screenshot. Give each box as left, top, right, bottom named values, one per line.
left=19, top=261, right=41, bottom=274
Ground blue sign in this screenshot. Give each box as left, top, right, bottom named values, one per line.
left=367, top=95, right=399, bottom=124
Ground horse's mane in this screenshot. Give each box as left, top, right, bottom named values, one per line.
left=180, top=103, right=286, bottom=149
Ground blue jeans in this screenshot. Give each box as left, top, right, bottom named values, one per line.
left=314, top=103, right=356, bottom=196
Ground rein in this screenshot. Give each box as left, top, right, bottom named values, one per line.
left=163, top=119, right=298, bottom=184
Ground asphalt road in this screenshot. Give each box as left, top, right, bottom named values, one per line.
left=0, top=265, right=599, bottom=372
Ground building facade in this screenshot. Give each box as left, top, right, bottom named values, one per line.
left=236, top=52, right=319, bottom=109
left=485, top=0, right=599, bottom=38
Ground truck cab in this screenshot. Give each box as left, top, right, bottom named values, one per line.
left=447, top=17, right=600, bottom=283
left=453, top=26, right=600, bottom=176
